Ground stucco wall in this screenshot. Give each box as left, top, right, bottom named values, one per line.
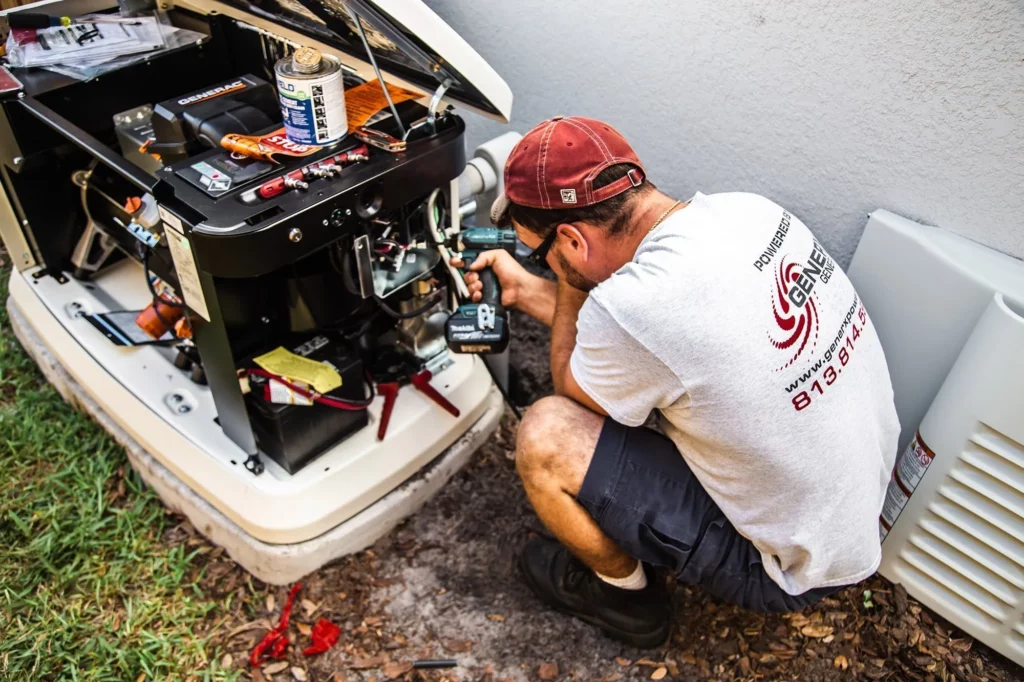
left=428, top=0, right=1024, bottom=266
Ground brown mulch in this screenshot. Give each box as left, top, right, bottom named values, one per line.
left=171, top=428, right=1021, bottom=682
left=165, top=310, right=1022, bottom=681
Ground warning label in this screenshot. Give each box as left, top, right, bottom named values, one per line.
left=192, top=161, right=232, bottom=192
left=166, top=229, right=211, bottom=322
left=879, top=431, right=935, bottom=541
left=344, top=79, right=422, bottom=132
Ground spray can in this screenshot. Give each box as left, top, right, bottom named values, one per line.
left=275, top=47, right=347, bottom=146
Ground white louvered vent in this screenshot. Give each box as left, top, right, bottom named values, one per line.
left=862, top=224, right=1024, bottom=666
left=894, top=423, right=1024, bottom=653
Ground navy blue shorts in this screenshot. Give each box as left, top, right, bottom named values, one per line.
left=577, top=420, right=838, bottom=612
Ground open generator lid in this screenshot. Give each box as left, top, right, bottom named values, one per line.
left=205, top=0, right=512, bottom=122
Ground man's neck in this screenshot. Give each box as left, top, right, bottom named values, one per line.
left=618, top=191, right=685, bottom=261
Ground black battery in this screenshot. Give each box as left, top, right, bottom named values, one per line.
left=245, top=334, right=369, bottom=474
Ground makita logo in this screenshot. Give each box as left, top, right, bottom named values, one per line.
left=449, top=325, right=477, bottom=333
left=178, top=81, right=246, bottom=106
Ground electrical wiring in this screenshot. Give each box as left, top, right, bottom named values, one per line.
left=138, top=247, right=184, bottom=331
left=426, top=188, right=470, bottom=299
left=140, top=247, right=183, bottom=308
left=373, top=238, right=404, bottom=254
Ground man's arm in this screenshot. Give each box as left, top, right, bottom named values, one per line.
left=517, top=276, right=557, bottom=327
left=550, top=280, right=608, bottom=416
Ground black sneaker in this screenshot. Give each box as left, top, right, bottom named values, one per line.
left=518, top=537, right=671, bottom=648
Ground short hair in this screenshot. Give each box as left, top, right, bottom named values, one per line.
left=501, top=164, right=656, bottom=238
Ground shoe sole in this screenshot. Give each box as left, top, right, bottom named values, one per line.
left=517, top=552, right=671, bottom=649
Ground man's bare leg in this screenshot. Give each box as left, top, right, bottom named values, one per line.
left=515, top=395, right=637, bottom=578
left=514, top=395, right=671, bottom=648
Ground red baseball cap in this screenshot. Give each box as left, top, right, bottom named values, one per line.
left=490, top=116, right=646, bottom=226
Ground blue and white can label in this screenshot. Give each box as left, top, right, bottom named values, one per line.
left=275, top=52, right=346, bottom=146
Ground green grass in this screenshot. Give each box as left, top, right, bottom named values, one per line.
left=0, top=262, right=242, bottom=681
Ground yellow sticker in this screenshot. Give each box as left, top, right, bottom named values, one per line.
left=345, top=79, right=423, bottom=132
left=253, top=347, right=342, bottom=394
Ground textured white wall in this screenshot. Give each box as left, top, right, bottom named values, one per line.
left=428, top=0, right=1024, bottom=266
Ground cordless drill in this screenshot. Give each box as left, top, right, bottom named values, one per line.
left=445, top=227, right=517, bottom=354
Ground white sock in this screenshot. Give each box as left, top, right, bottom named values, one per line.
left=596, top=561, right=648, bottom=591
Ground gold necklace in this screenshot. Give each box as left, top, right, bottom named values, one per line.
left=648, top=200, right=683, bottom=234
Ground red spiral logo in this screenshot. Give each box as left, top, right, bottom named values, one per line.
left=769, top=257, right=818, bottom=370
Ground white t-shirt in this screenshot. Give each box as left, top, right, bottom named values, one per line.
left=570, top=192, right=900, bottom=595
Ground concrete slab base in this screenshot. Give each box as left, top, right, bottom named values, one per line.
left=8, top=296, right=504, bottom=585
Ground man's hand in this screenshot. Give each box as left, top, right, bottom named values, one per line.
left=450, top=250, right=557, bottom=327
left=450, top=250, right=533, bottom=308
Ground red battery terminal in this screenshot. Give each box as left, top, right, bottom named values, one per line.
left=333, top=145, right=369, bottom=164
left=254, top=170, right=307, bottom=200
left=242, top=144, right=370, bottom=204
left=305, top=166, right=335, bottom=180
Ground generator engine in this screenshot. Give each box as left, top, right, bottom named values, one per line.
left=72, top=74, right=463, bottom=474
left=0, top=0, right=513, bottom=581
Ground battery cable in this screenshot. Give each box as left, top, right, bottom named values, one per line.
left=245, top=368, right=375, bottom=410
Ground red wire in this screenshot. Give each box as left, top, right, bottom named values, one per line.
left=246, top=368, right=375, bottom=411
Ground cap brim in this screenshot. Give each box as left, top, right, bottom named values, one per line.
left=490, top=192, right=511, bottom=226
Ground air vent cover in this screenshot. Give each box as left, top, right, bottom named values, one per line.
left=879, top=294, right=1024, bottom=665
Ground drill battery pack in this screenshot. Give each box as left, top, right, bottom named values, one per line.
left=444, top=226, right=516, bottom=355
left=244, top=334, right=369, bottom=474
left=445, top=302, right=509, bottom=354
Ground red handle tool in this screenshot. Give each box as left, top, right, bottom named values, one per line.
left=410, top=370, right=460, bottom=418
left=376, top=370, right=460, bottom=441
left=376, top=382, right=400, bottom=441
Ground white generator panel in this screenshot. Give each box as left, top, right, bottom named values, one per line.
left=849, top=210, right=1024, bottom=665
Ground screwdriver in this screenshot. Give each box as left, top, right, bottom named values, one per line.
left=4, top=13, right=142, bottom=29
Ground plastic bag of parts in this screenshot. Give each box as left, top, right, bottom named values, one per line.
left=5, top=13, right=204, bottom=82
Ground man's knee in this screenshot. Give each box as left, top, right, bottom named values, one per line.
left=516, top=396, right=572, bottom=477
left=515, top=396, right=602, bottom=491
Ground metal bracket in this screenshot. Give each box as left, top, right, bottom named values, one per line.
left=244, top=452, right=265, bottom=476
left=70, top=220, right=119, bottom=278
left=402, top=79, right=453, bottom=141
left=30, top=269, right=68, bottom=285
left=427, top=78, right=452, bottom=130
left=353, top=234, right=374, bottom=299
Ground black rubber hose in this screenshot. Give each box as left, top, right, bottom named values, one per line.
left=375, top=291, right=443, bottom=320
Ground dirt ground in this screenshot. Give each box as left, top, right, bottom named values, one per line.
left=180, top=309, right=1022, bottom=682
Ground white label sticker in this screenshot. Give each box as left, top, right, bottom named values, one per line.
left=293, top=335, right=330, bottom=357
left=165, top=229, right=211, bottom=321
left=267, top=378, right=314, bottom=406
left=158, top=205, right=184, bottom=234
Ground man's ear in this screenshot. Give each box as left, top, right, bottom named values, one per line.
left=556, top=222, right=588, bottom=260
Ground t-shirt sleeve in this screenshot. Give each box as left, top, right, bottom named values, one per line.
left=570, top=295, right=686, bottom=427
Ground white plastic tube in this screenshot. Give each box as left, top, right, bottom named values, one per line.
left=427, top=188, right=470, bottom=299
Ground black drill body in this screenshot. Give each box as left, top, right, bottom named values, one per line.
left=445, top=227, right=517, bottom=354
